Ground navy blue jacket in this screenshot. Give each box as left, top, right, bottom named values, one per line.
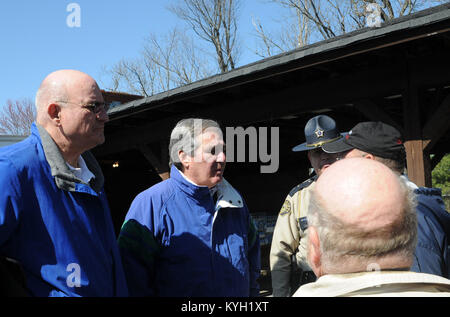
left=0, top=123, right=128, bottom=296
left=118, top=165, right=260, bottom=297
left=411, top=187, right=450, bottom=278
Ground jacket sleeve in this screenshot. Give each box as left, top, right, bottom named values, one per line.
left=99, top=191, right=129, bottom=297
left=0, top=159, right=21, bottom=246
left=269, top=193, right=300, bottom=297
left=247, top=213, right=261, bottom=297
left=117, top=194, right=161, bottom=296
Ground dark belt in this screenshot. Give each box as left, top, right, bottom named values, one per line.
left=290, top=255, right=317, bottom=295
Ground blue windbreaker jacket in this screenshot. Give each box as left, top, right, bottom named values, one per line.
left=411, top=186, right=450, bottom=278
left=118, top=165, right=260, bottom=297
left=0, top=123, right=128, bottom=296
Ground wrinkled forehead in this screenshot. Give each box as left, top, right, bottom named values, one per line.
left=198, top=128, right=224, bottom=144
left=190, top=130, right=224, bottom=156
left=69, top=80, right=103, bottom=102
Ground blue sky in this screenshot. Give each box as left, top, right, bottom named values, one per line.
left=0, top=0, right=285, bottom=107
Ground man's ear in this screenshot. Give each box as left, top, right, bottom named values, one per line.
left=308, top=226, right=323, bottom=278
left=178, top=150, right=191, bottom=170
left=47, top=103, right=61, bottom=126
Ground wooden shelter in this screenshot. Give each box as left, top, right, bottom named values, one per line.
left=95, top=4, right=450, bottom=243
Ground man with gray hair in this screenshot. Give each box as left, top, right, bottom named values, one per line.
left=118, top=118, right=260, bottom=297
left=293, top=158, right=450, bottom=296
left=322, top=121, right=450, bottom=278
left=0, top=70, right=128, bottom=296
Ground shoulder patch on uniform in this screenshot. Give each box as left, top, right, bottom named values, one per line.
left=288, top=176, right=316, bottom=197
left=279, top=199, right=292, bottom=216
left=298, top=217, right=309, bottom=231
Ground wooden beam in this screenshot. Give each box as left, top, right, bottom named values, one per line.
left=431, top=150, right=446, bottom=173
left=352, top=99, right=404, bottom=134
left=422, top=92, right=450, bottom=151
left=137, top=144, right=169, bottom=181
left=196, top=54, right=450, bottom=126
left=96, top=52, right=450, bottom=160
left=94, top=116, right=181, bottom=158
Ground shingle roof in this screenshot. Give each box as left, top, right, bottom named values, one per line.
left=108, top=3, right=450, bottom=119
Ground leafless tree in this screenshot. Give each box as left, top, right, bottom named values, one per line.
left=142, top=28, right=213, bottom=90
left=252, top=0, right=310, bottom=58
left=105, top=58, right=156, bottom=97
left=253, top=0, right=449, bottom=58
left=101, top=1, right=242, bottom=95
left=0, top=99, right=36, bottom=135
left=102, top=28, right=213, bottom=96
left=168, top=0, right=241, bottom=73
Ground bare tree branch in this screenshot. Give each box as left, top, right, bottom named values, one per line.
left=256, top=0, right=449, bottom=54
left=252, top=16, right=286, bottom=57
left=0, top=99, right=36, bottom=135
left=168, top=0, right=241, bottom=73
left=102, top=1, right=240, bottom=95
left=102, top=27, right=213, bottom=96
left=252, top=0, right=311, bottom=58
left=383, top=0, right=396, bottom=19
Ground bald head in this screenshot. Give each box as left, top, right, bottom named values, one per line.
left=34, top=70, right=107, bottom=166
left=35, top=70, right=100, bottom=124
left=307, top=158, right=418, bottom=276
left=316, top=158, right=405, bottom=231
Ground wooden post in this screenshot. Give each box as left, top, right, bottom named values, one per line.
left=404, top=140, right=427, bottom=187
left=420, top=92, right=450, bottom=187
left=402, top=56, right=428, bottom=187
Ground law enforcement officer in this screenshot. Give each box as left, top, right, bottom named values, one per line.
left=270, top=115, right=344, bottom=297
left=322, top=121, right=450, bottom=279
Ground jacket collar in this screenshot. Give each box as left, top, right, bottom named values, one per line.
left=399, top=175, right=418, bottom=190
left=171, top=165, right=243, bottom=208
left=33, top=123, right=104, bottom=193
left=215, top=178, right=244, bottom=209
left=294, top=271, right=450, bottom=297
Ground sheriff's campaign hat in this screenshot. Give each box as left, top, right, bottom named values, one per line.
left=292, top=115, right=344, bottom=152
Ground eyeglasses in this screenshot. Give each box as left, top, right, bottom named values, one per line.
left=57, top=101, right=109, bottom=114
left=81, top=102, right=110, bottom=114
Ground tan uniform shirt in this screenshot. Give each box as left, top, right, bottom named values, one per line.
left=270, top=177, right=316, bottom=296
left=293, top=271, right=450, bottom=297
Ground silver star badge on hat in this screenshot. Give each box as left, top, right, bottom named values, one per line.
left=315, top=128, right=324, bottom=138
